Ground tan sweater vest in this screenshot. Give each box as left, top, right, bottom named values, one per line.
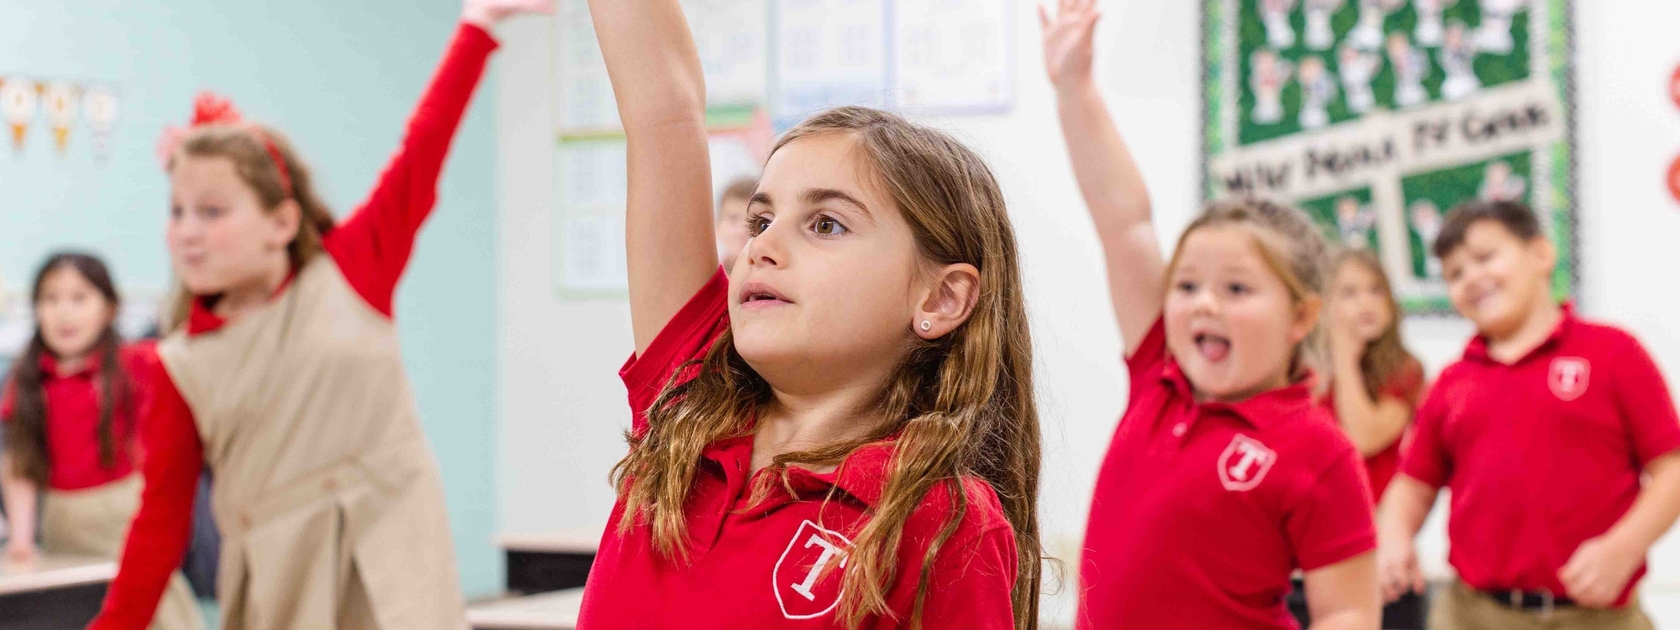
left=157, top=258, right=462, bottom=630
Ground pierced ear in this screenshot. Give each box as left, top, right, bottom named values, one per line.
left=268, top=198, right=302, bottom=252
left=1291, top=294, right=1324, bottom=345
left=913, top=263, right=981, bottom=340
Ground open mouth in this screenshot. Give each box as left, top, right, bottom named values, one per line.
left=738, top=281, right=793, bottom=308
left=1194, top=332, right=1232, bottom=362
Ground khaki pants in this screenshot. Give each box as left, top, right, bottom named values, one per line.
left=42, top=475, right=205, bottom=630
left=1431, top=580, right=1654, bottom=630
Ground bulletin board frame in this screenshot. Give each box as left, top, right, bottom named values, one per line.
left=1199, top=0, right=1580, bottom=315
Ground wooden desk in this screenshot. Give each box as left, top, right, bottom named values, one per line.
left=496, top=527, right=601, bottom=595
left=467, top=588, right=584, bottom=630
left=0, top=554, right=115, bottom=629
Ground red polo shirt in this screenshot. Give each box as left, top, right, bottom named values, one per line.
left=577, top=269, right=1018, bottom=629
left=1079, top=319, right=1376, bottom=630
left=0, top=343, right=155, bottom=491
left=1400, top=305, right=1680, bottom=605
left=1320, top=359, right=1426, bottom=502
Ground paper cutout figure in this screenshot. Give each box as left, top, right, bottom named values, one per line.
left=1350, top=0, right=1398, bottom=50
left=83, top=84, right=119, bottom=160
left=1250, top=49, right=1293, bottom=124
left=1440, top=20, right=1481, bottom=100
left=1474, top=0, right=1524, bottom=54
left=1335, top=195, right=1377, bottom=249
left=0, top=77, right=39, bottom=152
left=1414, top=0, right=1448, bottom=46
left=1479, top=161, right=1527, bottom=202
left=1409, top=200, right=1444, bottom=279
left=1387, top=33, right=1428, bottom=108
left=1338, top=44, right=1380, bottom=113
left=1303, top=0, right=1344, bottom=50
left=1261, top=0, right=1298, bottom=49
left=43, top=81, right=79, bottom=155
left=1297, top=55, right=1337, bottom=129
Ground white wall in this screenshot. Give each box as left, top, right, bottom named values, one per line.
left=496, top=1, right=1680, bottom=624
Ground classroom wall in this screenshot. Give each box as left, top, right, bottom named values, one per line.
left=0, top=0, right=503, bottom=597
left=495, top=0, right=1680, bottom=625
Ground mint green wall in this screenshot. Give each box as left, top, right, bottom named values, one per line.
left=0, top=1, right=501, bottom=596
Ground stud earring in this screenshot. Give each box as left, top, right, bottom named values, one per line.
left=920, top=320, right=932, bottom=332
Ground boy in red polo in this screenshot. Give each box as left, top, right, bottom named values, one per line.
left=1377, top=200, right=1680, bottom=630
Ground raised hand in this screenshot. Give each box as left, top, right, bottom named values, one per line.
left=1039, top=0, right=1102, bottom=92
left=462, top=0, right=555, bottom=29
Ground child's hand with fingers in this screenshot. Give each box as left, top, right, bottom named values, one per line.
left=1327, top=307, right=1362, bottom=368
left=4, top=540, right=38, bottom=564
left=462, top=0, right=555, bottom=29
left=1375, top=534, right=1426, bottom=603
left=1039, top=0, right=1102, bottom=92
left=1559, top=535, right=1643, bottom=608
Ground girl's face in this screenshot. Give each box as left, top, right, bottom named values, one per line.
left=1164, top=227, right=1319, bottom=402
left=731, top=134, right=926, bottom=389
left=35, top=265, right=115, bottom=360
left=167, top=154, right=296, bottom=296
left=1329, top=261, right=1394, bottom=344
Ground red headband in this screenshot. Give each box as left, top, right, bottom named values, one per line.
left=156, top=92, right=294, bottom=197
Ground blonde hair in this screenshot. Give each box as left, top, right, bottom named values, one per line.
left=1166, top=198, right=1332, bottom=381
left=162, top=124, right=335, bottom=330
left=610, top=107, right=1041, bottom=629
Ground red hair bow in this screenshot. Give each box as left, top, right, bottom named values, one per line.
left=156, top=91, right=293, bottom=197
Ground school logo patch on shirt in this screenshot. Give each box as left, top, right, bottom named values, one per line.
left=774, top=520, right=852, bottom=620
left=1549, top=356, right=1591, bottom=401
left=1218, top=434, right=1277, bottom=492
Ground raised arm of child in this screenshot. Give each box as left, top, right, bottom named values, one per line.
left=1041, top=0, right=1165, bottom=358
left=585, top=0, right=717, bottom=355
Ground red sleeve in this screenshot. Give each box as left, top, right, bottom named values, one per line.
left=618, top=268, right=730, bottom=436
left=323, top=22, right=499, bottom=318
left=1125, top=318, right=1169, bottom=398
left=0, top=376, right=13, bottom=422
left=1399, top=380, right=1452, bottom=488
left=88, top=368, right=203, bottom=630
left=914, top=524, right=1017, bottom=629
left=1609, top=333, right=1680, bottom=467
left=118, top=343, right=160, bottom=457
left=1286, top=442, right=1377, bottom=571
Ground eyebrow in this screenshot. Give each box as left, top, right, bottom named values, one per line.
left=748, top=188, right=875, bottom=221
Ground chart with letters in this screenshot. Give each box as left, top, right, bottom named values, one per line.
left=1202, top=0, right=1577, bottom=313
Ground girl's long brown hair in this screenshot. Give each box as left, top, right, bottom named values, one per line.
left=1331, top=249, right=1420, bottom=402
left=162, top=124, right=336, bottom=330
left=610, top=106, right=1041, bottom=629
left=2, top=253, right=129, bottom=486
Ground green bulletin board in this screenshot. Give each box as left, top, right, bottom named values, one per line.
left=1202, top=0, right=1576, bottom=313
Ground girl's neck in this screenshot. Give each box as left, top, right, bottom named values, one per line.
left=751, top=373, right=887, bottom=474
left=215, top=257, right=292, bottom=320
left=1485, top=298, right=1563, bottom=364
left=53, top=352, right=89, bottom=376
left=1194, top=366, right=1293, bottom=405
